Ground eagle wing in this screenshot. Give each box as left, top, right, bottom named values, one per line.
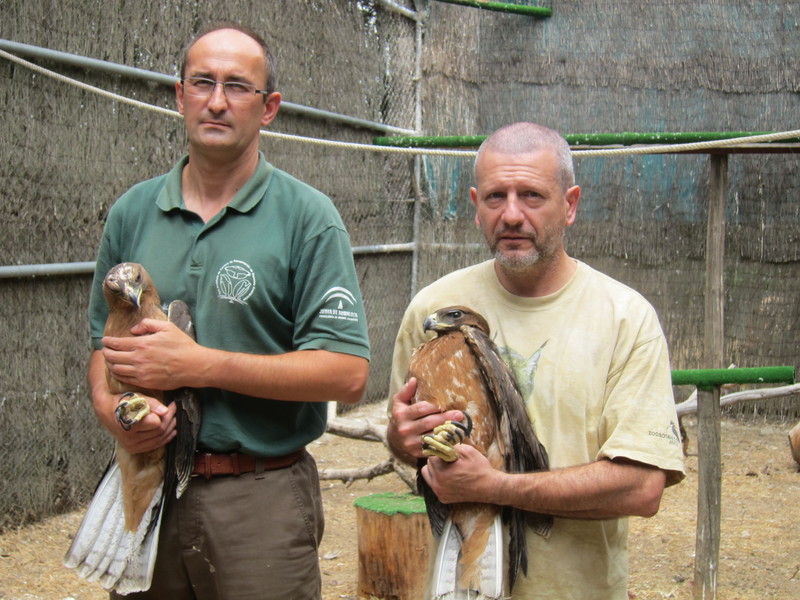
left=165, top=299, right=200, bottom=499
left=461, top=323, right=553, bottom=589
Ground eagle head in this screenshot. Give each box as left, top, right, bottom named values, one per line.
left=103, top=262, right=157, bottom=310
left=422, top=306, right=490, bottom=336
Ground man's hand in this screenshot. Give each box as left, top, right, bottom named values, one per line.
left=421, top=444, right=501, bottom=504
left=102, top=318, right=201, bottom=391
left=386, top=378, right=467, bottom=465
left=97, top=390, right=177, bottom=455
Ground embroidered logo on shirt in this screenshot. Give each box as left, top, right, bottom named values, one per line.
left=318, top=287, right=360, bottom=323
left=215, top=260, right=256, bottom=305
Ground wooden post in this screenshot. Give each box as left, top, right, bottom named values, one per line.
left=693, top=153, right=727, bottom=600
left=704, top=153, right=727, bottom=367
left=354, top=492, right=431, bottom=600
left=694, top=386, right=722, bottom=600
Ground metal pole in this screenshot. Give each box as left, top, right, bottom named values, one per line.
left=0, top=262, right=96, bottom=279
left=0, top=39, right=416, bottom=136
left=0, top=245, right=416, bottom=280
left=409, top=3, right=427, bottom=298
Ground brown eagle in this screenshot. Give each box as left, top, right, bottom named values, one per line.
left=407, top=306, right=552, bottom=599
left=64, top=262, right=200, bottom=593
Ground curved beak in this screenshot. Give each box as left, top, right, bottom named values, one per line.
left=422, top=314, right=438, bottom=332
left=124, top=284, right=142, bottom=308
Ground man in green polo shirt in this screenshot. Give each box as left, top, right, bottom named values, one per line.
left=86, top=24, right=370, bottom=599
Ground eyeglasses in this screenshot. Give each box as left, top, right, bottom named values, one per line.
left=181, top=77, right=268, bottom=102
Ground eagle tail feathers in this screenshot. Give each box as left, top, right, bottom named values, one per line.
left=64, top=460, right=163, bottom=593
left=429, top=515, right=506, bottom=600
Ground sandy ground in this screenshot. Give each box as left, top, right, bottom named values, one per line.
left=1, top=410, right=798, bottom=600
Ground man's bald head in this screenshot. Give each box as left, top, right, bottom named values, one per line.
left=475, top=123, right=575, bottom=192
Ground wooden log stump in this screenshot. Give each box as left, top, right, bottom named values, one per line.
left=789, top=420, right=800, bottom=467
left=354, top=492, right=431, bottom=600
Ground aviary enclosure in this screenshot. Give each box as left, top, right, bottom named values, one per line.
left=0, top=1, right=798, bottom=598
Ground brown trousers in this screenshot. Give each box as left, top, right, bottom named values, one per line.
left=112, top=450, right=324, bottom=600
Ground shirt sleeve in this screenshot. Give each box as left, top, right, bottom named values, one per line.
left=87, top=210, right=124, bottom=350
left=598, top=325, right=686, bottom=487
left=290, top=223, right=370, bottom=360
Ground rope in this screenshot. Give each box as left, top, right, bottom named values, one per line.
left=3, top=48, right=799, bottom=159
left=0, top=48, right=473, bottom=158
left=571, top=129, right=800, bottom=157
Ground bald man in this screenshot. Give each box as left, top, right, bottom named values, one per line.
left=387, top=122, right=684, bottom=599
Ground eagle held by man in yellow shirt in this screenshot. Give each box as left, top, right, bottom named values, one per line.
left=408, top=306, right=552, bottom=600
left=64, top=262, right=200, bottom=594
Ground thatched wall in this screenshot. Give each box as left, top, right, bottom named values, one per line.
left=0, top=0, right=417, bottom=528
left=415, top=0, right=799, bottom=386
left=0, top=0, right=797, bottom=528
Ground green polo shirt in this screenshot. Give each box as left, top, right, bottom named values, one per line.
left=89, top=153, right=370, bottom=456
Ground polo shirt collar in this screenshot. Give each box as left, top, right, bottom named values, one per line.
left=156, top=152, right=275, bottom=214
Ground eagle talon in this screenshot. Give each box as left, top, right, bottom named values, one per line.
left=422, top=416, right=473, bottom=462
left=115, top=392, right=151, bottom=431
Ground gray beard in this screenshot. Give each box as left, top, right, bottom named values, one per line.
left=494, top=247, right=543, bottom=272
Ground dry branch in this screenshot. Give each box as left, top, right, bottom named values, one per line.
left=323, top=380, right=800, bottom=487
left=319, top=458, right=395, bottom=484
left=675, top=383, right=800, bottom=417
left=327, top=416, right=387, bottom=444
left=323, top=415, right=418, bottom=490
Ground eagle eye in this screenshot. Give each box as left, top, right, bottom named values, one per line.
left=447, top=310, right=463, bottom=319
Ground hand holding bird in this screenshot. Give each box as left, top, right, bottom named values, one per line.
left=102, top=317, right=202, bottom=393
left=422, top=443, right=501, bottom=504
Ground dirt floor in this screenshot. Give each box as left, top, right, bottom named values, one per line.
left=1, top=407, right=798, bottom=600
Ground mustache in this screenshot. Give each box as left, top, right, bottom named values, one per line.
left=492, top=226, right=537, bottom=243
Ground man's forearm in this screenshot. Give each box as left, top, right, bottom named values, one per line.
left=490, top=458, right=666, bottom=519
left=194, top=347, right=369, bottom=405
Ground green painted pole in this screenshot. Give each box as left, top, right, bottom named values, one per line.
left=432, top=0, right=552, bottom=17
left=373, top=131, right=800, bottom=148
left=671, top=366, right=795, bottom=390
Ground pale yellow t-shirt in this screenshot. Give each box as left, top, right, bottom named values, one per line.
left=390, top=259, right=685, bottom=599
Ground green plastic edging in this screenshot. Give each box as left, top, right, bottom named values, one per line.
left=373, top=131, right=800, bottom=149
left=353, top=492, right=427, bottom=516
left=671, top=366, right=795, bottom=390
left=433, top=0, right=552, bottom=17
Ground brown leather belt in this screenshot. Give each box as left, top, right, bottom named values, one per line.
left=192, top=449, right=304, bottom=479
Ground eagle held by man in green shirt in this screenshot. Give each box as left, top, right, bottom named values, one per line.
left=64, top=262, right=200, bottom=593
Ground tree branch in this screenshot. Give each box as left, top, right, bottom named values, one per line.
left=327, top=416, right=387, bottom=444
left=319, top=458, right=396, bottom=484
left=676, top=383, right=800, bottom=417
